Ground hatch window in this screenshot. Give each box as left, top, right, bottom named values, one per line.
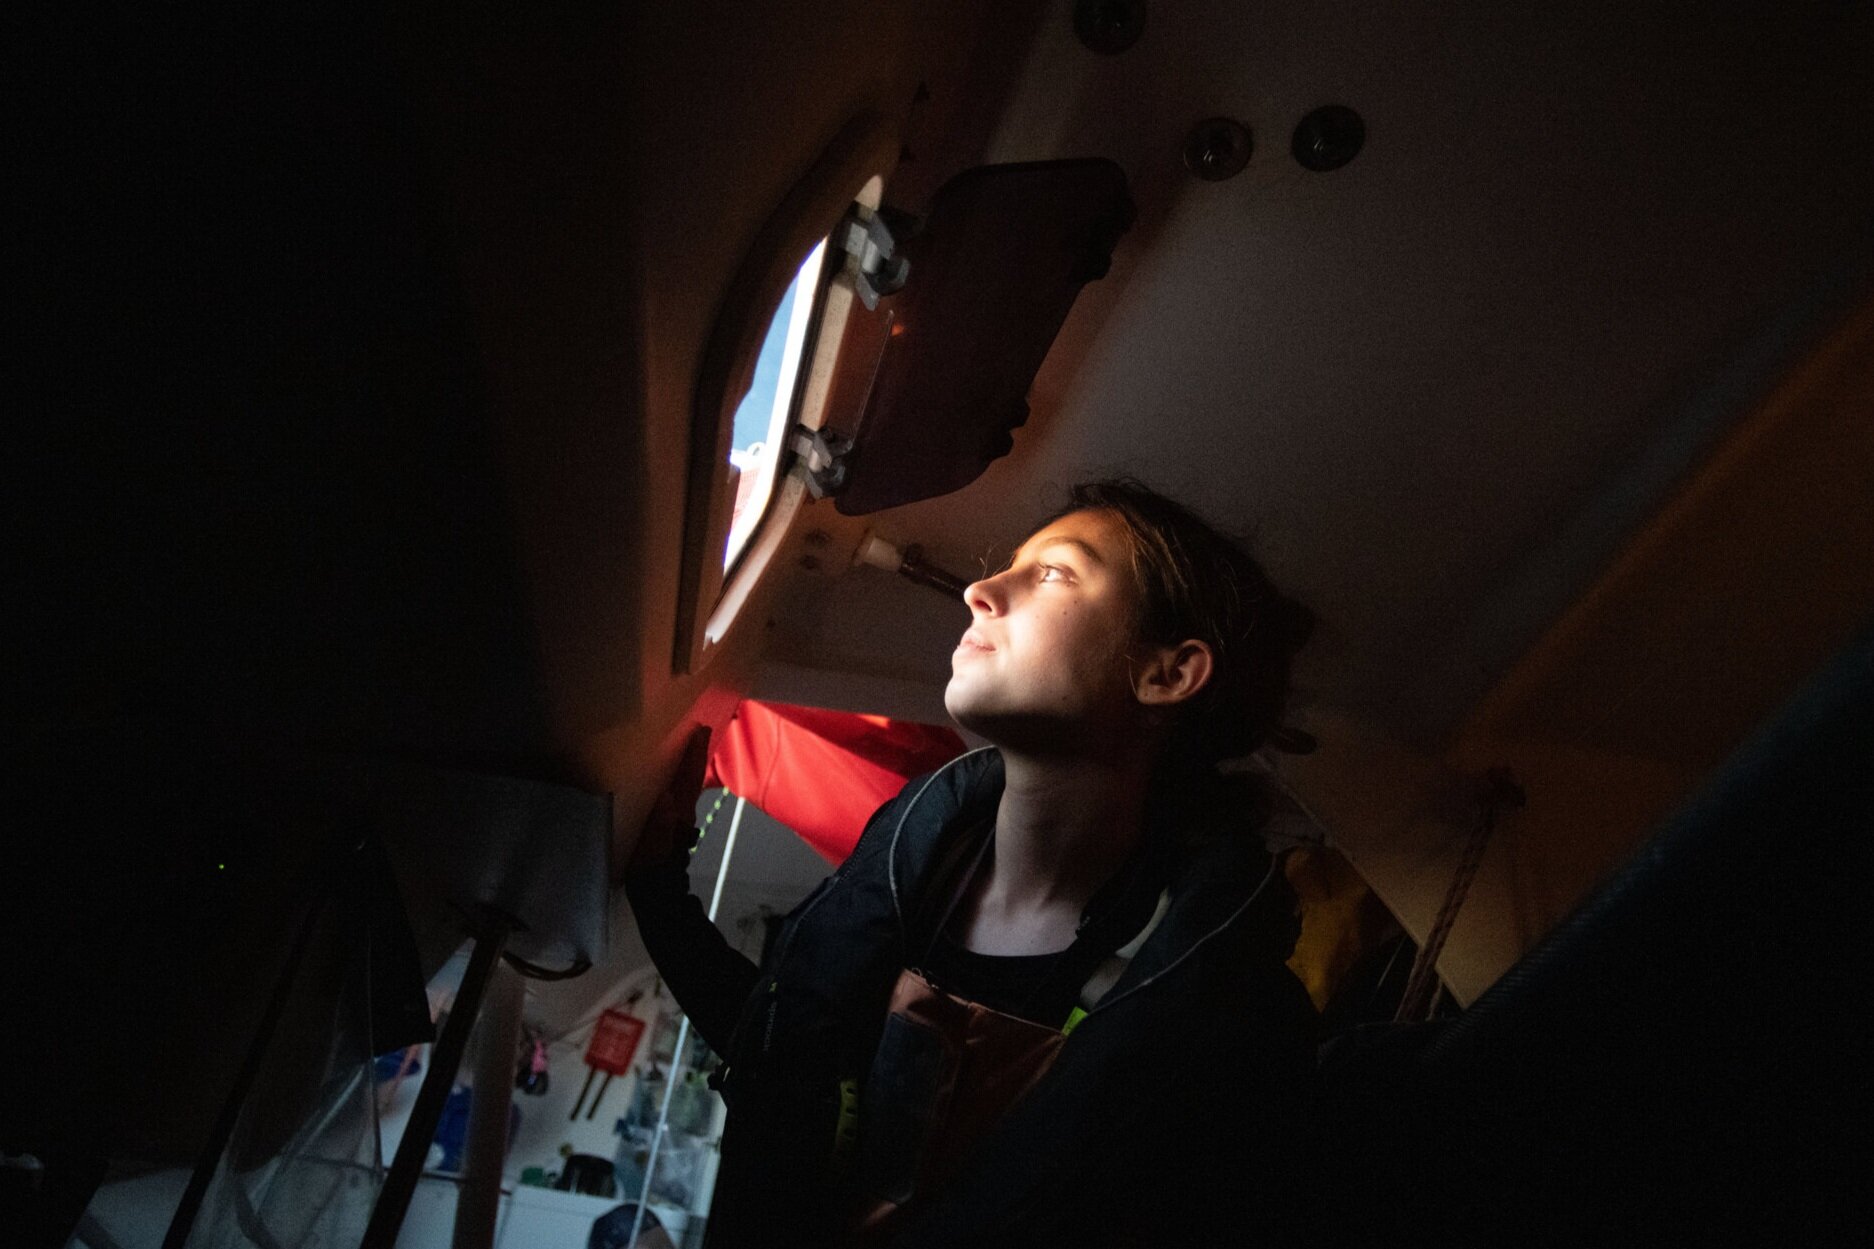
left=675, top=167, right=889, bottom=676
left=723, top=239, right=829, bottom=571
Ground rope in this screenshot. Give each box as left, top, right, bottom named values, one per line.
left=1394, top=768, right=1524, bottom=1023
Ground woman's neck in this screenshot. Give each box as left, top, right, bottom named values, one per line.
left=951, top=747, right=1154, bottom=954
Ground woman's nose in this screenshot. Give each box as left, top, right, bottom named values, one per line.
left=964, top=574, right=1004, bottom=616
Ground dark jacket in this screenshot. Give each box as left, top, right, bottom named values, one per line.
left=625, top=748, right=1321, bottom=1249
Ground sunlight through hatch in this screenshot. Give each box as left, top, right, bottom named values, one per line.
left=723, top=239, right=828, bottom=570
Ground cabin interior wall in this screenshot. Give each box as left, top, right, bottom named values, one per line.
left=351, top=0, right=1060, bottom=1142
left=1322, top=289, right=1874, bottom=1002
left=369, top=0, right=1051, bottom=870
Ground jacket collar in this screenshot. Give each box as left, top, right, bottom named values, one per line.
left=883, top=747, right=1281, bottom=1000
left=886, top=746, right=1002, bottom=931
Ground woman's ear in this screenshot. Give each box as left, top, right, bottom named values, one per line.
left=1133, top=639, right=1214, bottom=708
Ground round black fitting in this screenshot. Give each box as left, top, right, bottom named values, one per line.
left=1075, top=0, right=1146, bottom=55
left=1291, top=105, right=1365, bottom=172
left=1183, top=117, right=1253, bottom=182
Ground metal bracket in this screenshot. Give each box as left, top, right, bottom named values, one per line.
left=791, top=424, right=853, bottom=498
left=839, top=205, right=911, bottom=309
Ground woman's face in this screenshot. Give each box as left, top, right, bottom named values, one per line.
left=944, top=508, right=1147, bottom=752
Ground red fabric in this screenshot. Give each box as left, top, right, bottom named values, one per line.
left=705, top=700, right=967, bottom=865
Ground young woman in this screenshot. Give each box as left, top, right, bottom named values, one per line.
left=627, top=479, right=1320, bottom=1248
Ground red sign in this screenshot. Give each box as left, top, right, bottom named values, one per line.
left=585, top=1009, right=646, bottom=1076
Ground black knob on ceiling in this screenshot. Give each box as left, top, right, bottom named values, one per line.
left=1292, top=105, right=1365, bottom=172
left=1075, top=0, right=1146, bottom=55
left=1184, top=117, right=1253, bottom=182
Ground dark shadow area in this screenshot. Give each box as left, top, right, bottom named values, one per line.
left=1323, top=616, right=1874, bottom=1245
left=9, top=5, right=561, bottom=768
left=8, top=10, right=636, bottom=1243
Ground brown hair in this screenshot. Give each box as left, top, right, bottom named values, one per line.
left=1050, top=478, right=1314, bottom=770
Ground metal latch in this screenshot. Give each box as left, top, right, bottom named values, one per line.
left=839, top=205, right=912, bottom=309
left=791, top=424, right=852, bottom=499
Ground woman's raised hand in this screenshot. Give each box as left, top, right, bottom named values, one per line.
left=630, top=724, right=713, bottom=871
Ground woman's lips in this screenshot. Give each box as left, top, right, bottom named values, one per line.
left=955, top=629, right=995, bottom=655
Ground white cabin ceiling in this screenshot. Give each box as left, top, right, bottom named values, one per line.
left=769, top=0, right=1874, bottom=748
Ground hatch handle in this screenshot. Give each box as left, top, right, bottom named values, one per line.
left=839, top=205, right=913, bottom=309
left=791, top=424, right=853, bottom=499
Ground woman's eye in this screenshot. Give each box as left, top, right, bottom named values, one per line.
left=1038, top=564, right=1066, bottom=582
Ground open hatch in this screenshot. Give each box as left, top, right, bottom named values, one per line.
left=674, top=155, right=1133, bottom=672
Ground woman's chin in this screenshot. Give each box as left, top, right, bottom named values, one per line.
left=943, top=682, right=1006, bottom=739
left=942, top=680, right=979, bottom=727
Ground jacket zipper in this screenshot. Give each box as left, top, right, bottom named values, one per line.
left=761, top=981, right=780, bottom=1055
left=754, top=868, right=842, bottom=1059
left=748, top=750, right=988, bottom=1064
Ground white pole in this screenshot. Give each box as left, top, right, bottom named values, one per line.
left=627, top=793, right=746, bottom=1248
left=705, top=794, right=748, bottom=924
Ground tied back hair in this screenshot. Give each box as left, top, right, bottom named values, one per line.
left=1047, top=478, right=1315, bottom=842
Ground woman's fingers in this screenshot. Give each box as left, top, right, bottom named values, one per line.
left=631, top=724, right=714, bottom=869
left=673, top=723, right=713, bottom=808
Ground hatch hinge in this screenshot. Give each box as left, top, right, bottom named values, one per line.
left=791, top=425, right=853, bottom=499
left=838, top=205, right=912, bottom=310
